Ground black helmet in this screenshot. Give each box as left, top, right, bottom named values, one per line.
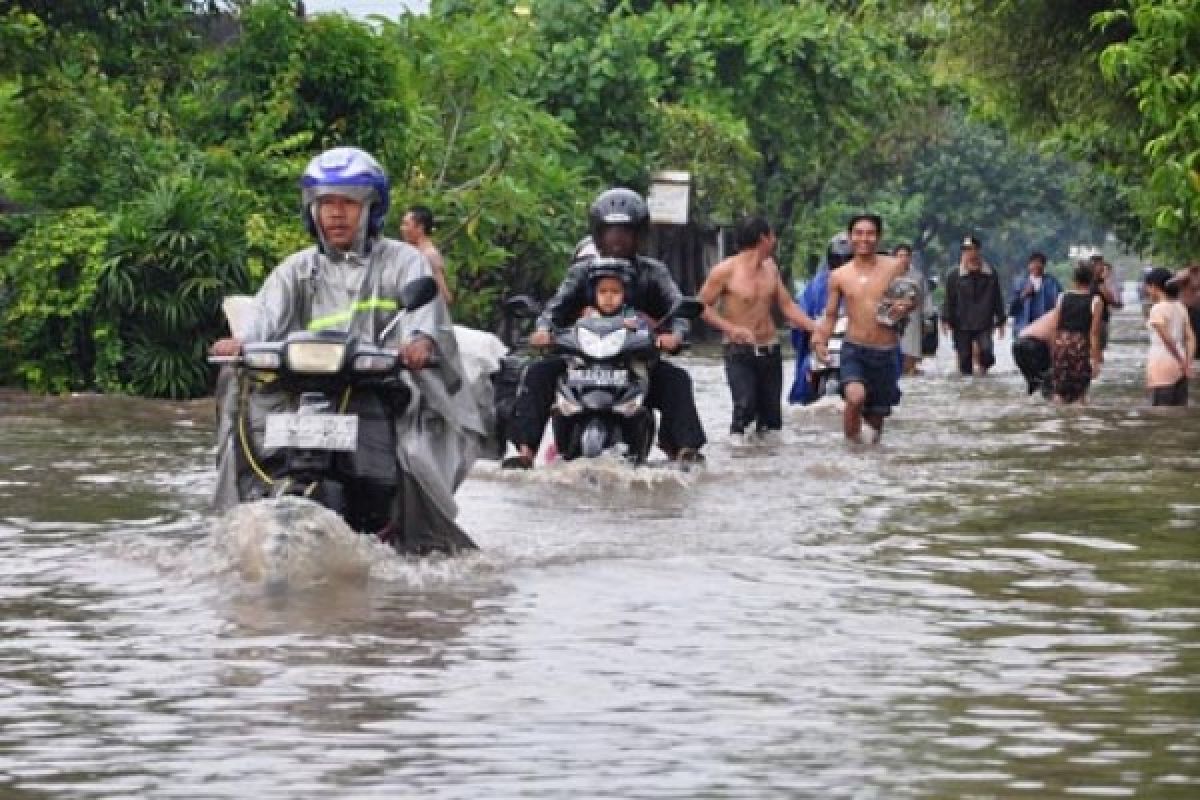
left=585, top=256, right=634, bottom=303
left=827, top=232, right=852, bottom=270
left=588, top=188, right=650, bottom=239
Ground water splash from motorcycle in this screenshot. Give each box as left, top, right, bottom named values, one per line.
left=212, top=496, right=383, bottom=589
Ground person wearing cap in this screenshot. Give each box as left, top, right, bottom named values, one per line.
left=698, top=214, right=817, bottom=442
left=1144, top=266, right=1195, bottom=406
left=941, top=235, right=1007, bottom=376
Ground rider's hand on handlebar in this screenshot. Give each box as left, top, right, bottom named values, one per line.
left=529, top=329, right=553, bottom=348
left=656, top=332, right=683, bottom=353
left=813, top=339, right=829, bottom=364
left=402, top=336, right=435, bottom=370
left=210, top=337, right=243, bottom=357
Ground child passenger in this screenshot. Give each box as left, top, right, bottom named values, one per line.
left=582, top=271, right=645, bottom=330
left=1143, top=267, right=1195, bottom=406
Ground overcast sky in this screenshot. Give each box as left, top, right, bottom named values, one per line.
left=303, top=0, right=428, bottom=17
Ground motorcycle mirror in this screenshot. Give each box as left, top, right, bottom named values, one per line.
left=398, top=276, right=439, bottom=310
left=503, top=294, right=542, bottom=319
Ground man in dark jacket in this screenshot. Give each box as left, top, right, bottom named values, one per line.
left=942, top=235, right=1007, bottom=375
left=502, top=188, right=706, bottom=468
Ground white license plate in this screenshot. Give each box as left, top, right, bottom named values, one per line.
left=264, top=412, right=359, bottom=451
left=568, top=367, right=628, bottom=386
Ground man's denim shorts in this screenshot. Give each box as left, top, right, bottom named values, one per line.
left=840, top=340, right=901, bottom=417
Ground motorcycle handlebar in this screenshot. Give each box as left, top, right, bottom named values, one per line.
left=205, top=354, right=438, bottom=371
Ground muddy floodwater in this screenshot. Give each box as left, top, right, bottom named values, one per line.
left=1, top=310, right=1197, bottom=799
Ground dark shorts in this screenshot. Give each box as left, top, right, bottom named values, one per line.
left=840, top=340, right=901, bottom=417
left=1150, top=378, right=1188, bottom=407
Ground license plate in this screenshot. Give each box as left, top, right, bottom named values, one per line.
left=264, top=412, right=359, bottom=451
left=568, top=367, right=628, bottom=387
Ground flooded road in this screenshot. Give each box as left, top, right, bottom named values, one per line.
left=1, top=309, right=1197, bottom=799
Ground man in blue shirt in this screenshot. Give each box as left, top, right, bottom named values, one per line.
left=1009, top=251, right=1062, bottom=337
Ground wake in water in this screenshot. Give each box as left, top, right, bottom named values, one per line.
left=473, top=450, right=700, bottom=491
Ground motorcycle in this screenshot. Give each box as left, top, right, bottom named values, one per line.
left=497, top=291, right=704, bottom=464
left=808, top=314, right=848, bottom=400
left=211, top=276, right=473, bottom=553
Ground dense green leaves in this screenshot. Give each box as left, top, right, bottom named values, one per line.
left=1, top=0, right=1176, bottom=398
left=899, top=0, right=1197, bottom=260
left=1096, top=0, right=1200, bottom=256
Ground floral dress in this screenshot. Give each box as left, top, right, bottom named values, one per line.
left=1051, top=291, right=1094, bottom=402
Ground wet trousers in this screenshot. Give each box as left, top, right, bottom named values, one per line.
left=722, top=344, right=783, bottom=433
left=1012, top=337, right=1052, bottom=396
left=952, top=329, right=995, bottom=375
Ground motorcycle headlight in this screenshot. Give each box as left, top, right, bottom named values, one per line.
left=578, top=327, right=627, bottom=359
left=286, top=341, right=346, bottom=374
left=352, top=352, right=398, bottom=373
left=242, top=351, right=282, bottom=370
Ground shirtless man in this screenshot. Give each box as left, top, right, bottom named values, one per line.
left=1012, top=305, right=1060, bottom=397
left=812, top=213, right=912, bottom=443
left=400, top=205, right=454, bottom=305
left=699, top=215, right=816, bottom=438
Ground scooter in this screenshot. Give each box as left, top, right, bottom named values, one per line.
left=808, top=315, right=848, bottom=399
left=497, top=293, right=704, bottom=464
left=210, top=276, right=473, bottom=553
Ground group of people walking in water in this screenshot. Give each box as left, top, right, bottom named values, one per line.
left=509, top=194, right=1199, bottom=463
left=1007, top=252, right=1195, bottom=407
left=205, top=146, right=1195, bottom=554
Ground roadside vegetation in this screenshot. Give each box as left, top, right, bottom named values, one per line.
left=0, top=0, right=1193, bottom=396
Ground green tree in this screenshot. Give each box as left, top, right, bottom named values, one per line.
left=383, top=9, right=584, bottom=322
left=1097, top=1, right=1200, bottom=257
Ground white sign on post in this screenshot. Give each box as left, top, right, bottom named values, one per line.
left=647, top=171, right=690, bottom=226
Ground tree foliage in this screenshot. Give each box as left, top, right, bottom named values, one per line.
left=1096, top=1, right=1200, bottom=256
left=0, top=0, right=1142, bottom=397
left=901, top=0, right=1197, bottom=259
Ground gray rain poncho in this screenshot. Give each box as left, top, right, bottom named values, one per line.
left=214, top=237, right=492, bottom=553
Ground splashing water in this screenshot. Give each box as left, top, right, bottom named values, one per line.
left=212, top=496, right=384, bottom=588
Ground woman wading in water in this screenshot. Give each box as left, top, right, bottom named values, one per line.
left=1051, top=261, right=1105, bottom=405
